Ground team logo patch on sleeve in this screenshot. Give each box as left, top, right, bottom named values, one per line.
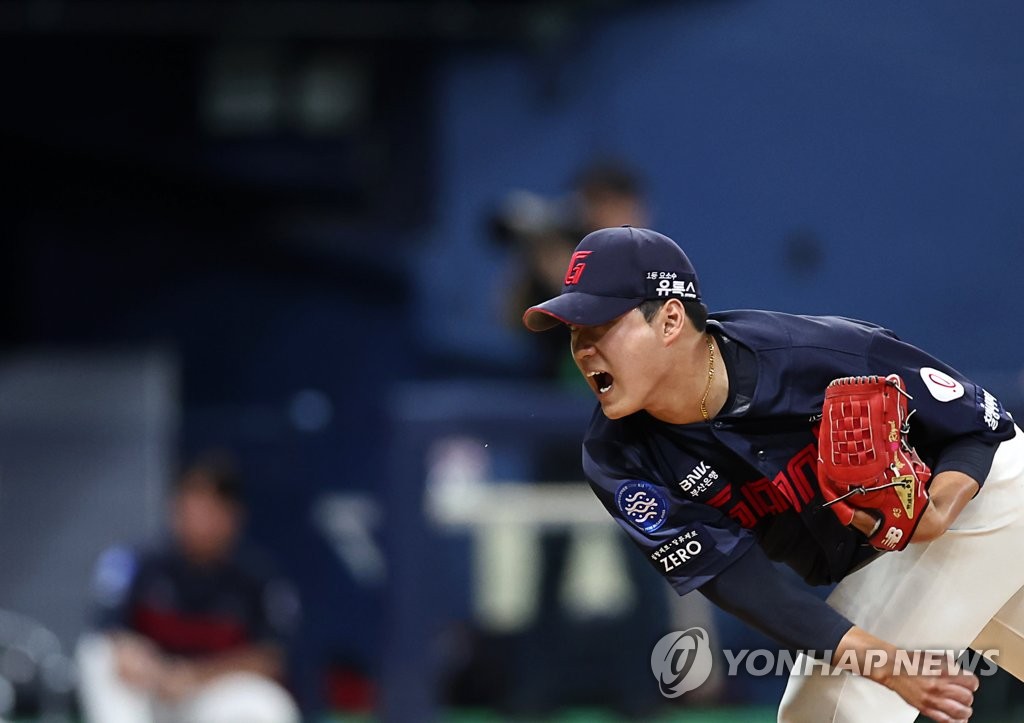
left=920, top=367, right=965, bottom=402
left=616, top=480, right=668, bottom=533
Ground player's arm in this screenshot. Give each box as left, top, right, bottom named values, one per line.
left=90, top=549, right=166, bottom=690
left=186, top=642, right=284, bottom=683
left=156, top=643, right=285, bottom=701
left=110, top=630, right=166, bottom=691
left=818, top=372, right=1004, bottom=550
left=834, top=626, right=977, bottom=722
left=912, top=434, right=998, bottom=541
left=857, top=328, right=1013, bottom=545
left=698, top=544, right=852, bottom=654
left=906, top=470, right=978, bottom=542
left=701, top=546, right=979, bottom=720
left=158, top=572, right=298, bottom=700
left=849, top=470, right=980, bottom=542
left=848, top=434, right=998, bottom=542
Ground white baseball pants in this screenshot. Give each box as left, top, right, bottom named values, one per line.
left=75, top=633, right=301, bottom=723
left=779, top=426, right=1024, bottom=722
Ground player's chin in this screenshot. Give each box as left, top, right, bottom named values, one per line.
left=598, top=394, right=636, bottom=420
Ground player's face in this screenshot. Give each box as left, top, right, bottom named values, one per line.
left=171, top=477, right=242, bottom=564
left=570, top=309, right=667, bottom=419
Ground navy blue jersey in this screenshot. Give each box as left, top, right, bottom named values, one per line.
left=584, top=310, right=1015, bottom=596
left=93, top=544, right=300, bottom=658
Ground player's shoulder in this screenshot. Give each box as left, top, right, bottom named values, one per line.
left=582, top=404, right=655, bottom=479
left=229, top=542, right=292, bottom=588
left=113, top=542, right=168, bottom=575
left=89, top=542, right=165, bottom=608
left=710, top=309, right=892, bottom=351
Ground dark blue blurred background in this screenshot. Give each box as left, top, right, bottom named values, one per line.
left=2, top=1, right=1022, bottom=720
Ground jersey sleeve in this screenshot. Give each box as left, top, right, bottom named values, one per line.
left=866, top=329, right=1016, bottom=477
left=88, top=544, right=142, bottom=631
left=700, top=543, right=852, bottom=653
left=583, top=444, right=756, bottom=596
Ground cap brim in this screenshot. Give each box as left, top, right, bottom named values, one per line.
left=522, top=292, right=644, bottom=332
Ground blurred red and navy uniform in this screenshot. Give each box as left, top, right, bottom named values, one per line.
left=93, top=545, right=300, bottom=658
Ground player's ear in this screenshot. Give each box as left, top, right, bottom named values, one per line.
left=660, top=299, right=687, bottom=343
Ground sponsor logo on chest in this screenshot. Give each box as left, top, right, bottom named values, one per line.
left=678, top=460, right=721, bottom=498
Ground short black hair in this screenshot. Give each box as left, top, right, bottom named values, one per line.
left=574, top=159, right=644, bottom=199
left=638, top=298, right=708, bottom=332
left=173, top=451, right=244, bottom=505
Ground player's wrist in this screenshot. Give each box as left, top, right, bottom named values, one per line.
left=874, top=658, right=897, bottom=689
left=910, top=500, right=944, bottom=542
left=911, top=471, right=979, bottom=542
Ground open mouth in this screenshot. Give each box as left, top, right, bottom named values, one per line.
left=587, top=370, right=614, bottom=394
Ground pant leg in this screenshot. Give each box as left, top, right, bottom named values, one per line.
left=178, top=672, right=300, bottom=723
left=972, top=584, right=1024, bottom=681
left=75, top=633, right=156, bottom=723
left=779, top=427, right=1024, bottom=723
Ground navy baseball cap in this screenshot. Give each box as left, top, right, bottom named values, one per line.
left=522, top=226, right=701, bottom=332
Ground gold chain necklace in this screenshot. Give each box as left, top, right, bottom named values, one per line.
left=699, top=334, right=715, bottom=421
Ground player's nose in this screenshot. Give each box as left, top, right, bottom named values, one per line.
left=571, top=330, right=596, bottom=360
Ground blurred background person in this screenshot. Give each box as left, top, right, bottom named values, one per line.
left=572, top=158, right=650, bottom=234
left=453, top=158, right=673, bottom=717
left=496, top=157, right=649, bottom=383
left=76, top=454, right=301, bottom=723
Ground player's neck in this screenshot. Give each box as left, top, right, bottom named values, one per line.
left=700, top=333, right=729, bottom=420
left=647, top=333, right=729, bottom=425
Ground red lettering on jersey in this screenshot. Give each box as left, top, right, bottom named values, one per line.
left=771, top=472, right=802, bottom=512
left=785, top=444, right=818, bottom=507
left=728, top=502, right=758, bottom=529
left=707, top=487, right=732, bottom=509
left=702, top=443, right=821, bottom=529
left=564, top=250, right=592, bottom=285
left=742, top=477, right=791, bottom=517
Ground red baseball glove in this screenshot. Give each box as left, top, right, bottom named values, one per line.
left=818, top=374, right=932, bottom=551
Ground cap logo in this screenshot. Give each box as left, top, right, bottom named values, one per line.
left=564, top=250, right=592, bottom=285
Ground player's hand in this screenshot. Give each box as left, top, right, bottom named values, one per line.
left=849, top=509, right=879, bottom=538
left=155, top=659, right=200, bottom=702
left=885, top=660, right=978, bottom=722
left=113, top=634, right=165, bottom=691
left=837, top=628, right=977, bottom=721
